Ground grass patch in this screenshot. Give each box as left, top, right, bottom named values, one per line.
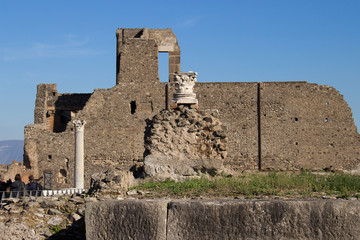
left=131, top=171, right=360, bottom=199
left=50, top=225, right=62, bottom=234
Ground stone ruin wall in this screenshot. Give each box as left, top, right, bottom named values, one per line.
left=24, top=84, right=91, bottom=187
left=195, top=82, right=259, bottom=172
left=0, top=160, right=32, bottom=184
left=116, top=28, right=180, bottom=85
left=24, top=81, right=360, bottom=189
left=261, top=82, right=360, bottom=171
left=23, top=28, right=360, bottom=189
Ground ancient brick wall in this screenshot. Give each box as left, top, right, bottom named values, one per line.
left=260, top=82, right=360, bottom=171
left=76, top=83, right=166, bottom=181
left=195, top=83, right=259, bottom=171
left=24, top=123, right=75, bottom=187
left=23, top=28, right=360, bottom=189
left=116, top=28, right=180, bottom=84
left=116, top=38, right=159, bottom=85
left=25, top=81, right=169, bottom=188
left=25, top=80, right=360, bottom=189
left=0, top=160, right=32, bottom=184
left=25, top=84, right=92, bottom=188
left=34, top=84, right=57, bottom=125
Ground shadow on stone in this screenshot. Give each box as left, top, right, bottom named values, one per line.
left=46, top=217, right=85, bottom=240
left=130, top=165, right=145, bottom=179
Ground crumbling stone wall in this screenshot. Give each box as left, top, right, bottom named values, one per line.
left=25, top=80, right=169, bottom=188
left=143, top=107, right=227, bottom=180
left=24, top=84, right=91, bottom=187
left=23, top=28, right=360, bottom=189
left=32, top=83, right=90, bottom=133
left=0, top=160, right=32, bottom=184
left=116, top=28, right=180, bottom=84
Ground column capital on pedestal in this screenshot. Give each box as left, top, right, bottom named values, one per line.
left=172, top=71, right=198, bottom=105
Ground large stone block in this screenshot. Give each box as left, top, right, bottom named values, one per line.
left=167, top=199, right=360, bottom=240
left=85, top=199, right=169, bottom=240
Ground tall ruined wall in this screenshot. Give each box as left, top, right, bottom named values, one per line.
left=24, top=125, right=74, bottom=186
left=34, top=84, right=57, bottom=125
left=25, top=81, right=360, bottom=189
left=116, top=37, right=159, bottom=85
left=25, top=81, right=168, bottom=189
left=116, top=28, right=180, bottom=84
left=23, top=28, right=360, bottom=189
left=76, top=82, right=166, bottom=179
left=261, top=82, right=360, bottom=171
left=24, top=84, right=92, bottom=188
left=195, top=83, right=259, bottom=171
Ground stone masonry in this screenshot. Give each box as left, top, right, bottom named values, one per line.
left=143, top=107, right=227, bottom=180
left=23, top=28, right=360, bottom=189
left=86, top=199, right=360, bottom=240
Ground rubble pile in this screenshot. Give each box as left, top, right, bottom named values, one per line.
left=144, top=107, right=228, bottom=180
left=0, top=194, right=87, bottom=240
left=88, top=169, right=136, bottom=196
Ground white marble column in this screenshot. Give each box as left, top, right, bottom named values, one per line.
left=73, top=120, right=86, bottom=189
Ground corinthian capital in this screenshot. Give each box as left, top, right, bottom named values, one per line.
left=174, top=71, right=197, bottom=94
left=73, top=120, right=86, bottom=131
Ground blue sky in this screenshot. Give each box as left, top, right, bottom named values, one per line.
left=0, top=0, right=359, bottom=140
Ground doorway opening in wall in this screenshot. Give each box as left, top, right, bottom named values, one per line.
left=59, top=169, right=67, bottom=184
left=159, top=52, right=169, bottom=82
left=43, top=172, right=52, bottom=190
left=130, top=101, right=137, bottom=114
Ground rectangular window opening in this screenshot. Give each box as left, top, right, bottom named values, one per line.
left=130, top=101, right=137, bottom=114
left=158, top=52, right=169, bottom=82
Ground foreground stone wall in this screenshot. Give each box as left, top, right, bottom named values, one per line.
left=86, top=199, right=360, bottom=240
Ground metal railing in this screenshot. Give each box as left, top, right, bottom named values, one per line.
left=0, top=188, right=86, bottom=204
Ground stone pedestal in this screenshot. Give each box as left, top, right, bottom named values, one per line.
left=73, top=120, right=86, bottom=189
left=171, top=72, right=198, bottom=106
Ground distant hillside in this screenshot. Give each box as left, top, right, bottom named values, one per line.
left=0, top=140, right=23, bottom=164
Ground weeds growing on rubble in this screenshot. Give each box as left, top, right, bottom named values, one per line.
left=50, top=225, right=62, bottom=234
left=131, top=171, right=360, bottom=199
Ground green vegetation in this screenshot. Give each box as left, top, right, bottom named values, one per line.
left=50, top=225, right=62, bottom=234
left=131, top=171, right=360, bottom=199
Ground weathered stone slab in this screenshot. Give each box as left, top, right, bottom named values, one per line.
left=167, top=199, right=360, bottom=240
left=86, top=199, right=360, bottom=239
left=85, top=199, right=169, bottom=240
